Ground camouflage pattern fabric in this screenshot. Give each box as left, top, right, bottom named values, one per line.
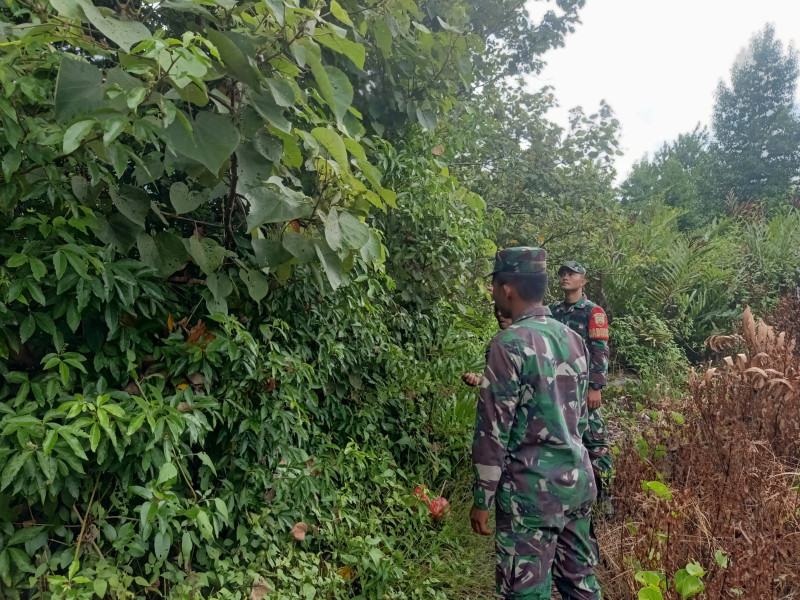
left=489, top=247, right=548, bottom=276
left=472, top=305, right=601, bottom=599
left=549, top=296, right=612, bottom=484
left=496, top=507, right=600, bottom=600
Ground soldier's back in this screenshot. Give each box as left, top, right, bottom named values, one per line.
left=483, top=311, right=596, bottom=525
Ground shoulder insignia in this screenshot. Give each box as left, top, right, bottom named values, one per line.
left=588, top=307, right=609, bottom=340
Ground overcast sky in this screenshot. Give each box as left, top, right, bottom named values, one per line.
left=525, top=0, right=800, bottom=181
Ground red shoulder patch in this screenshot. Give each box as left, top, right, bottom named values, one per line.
left=588, top=307, right=609, bottom=340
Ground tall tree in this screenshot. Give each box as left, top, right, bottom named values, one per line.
left=621, top=126, right=718, bottom=230
left=712, top=24, right=800, bottom=206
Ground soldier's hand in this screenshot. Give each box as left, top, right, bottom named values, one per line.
left=588, top=387, right=602, bottom=410
left=461, top=372, right=483, bottom=387
left=470, top=506, right=492, bottom=536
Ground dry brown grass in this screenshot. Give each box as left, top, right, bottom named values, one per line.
left=597, top=307, right=800, bottom=599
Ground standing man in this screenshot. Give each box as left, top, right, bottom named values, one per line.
left=549, top=262, right=612, bottom=507
left=471, top=247, right=601, bottom=600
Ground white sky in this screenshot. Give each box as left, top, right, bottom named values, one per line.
left=525, top=0, right=800, bottom=181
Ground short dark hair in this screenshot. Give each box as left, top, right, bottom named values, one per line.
left=493, top=271, right=548, bottom=302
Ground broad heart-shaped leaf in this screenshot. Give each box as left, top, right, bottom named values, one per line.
left=245, top=185, right=312, bottom=232
left=170, top=181, right=226, bottom=214
left=78, top=0, right=151, bottom=52
left=207, top=272, right=233, bottom=302
left=267, top=78, right=296, bottom=107
left=324, top=208, right=341, bottom=251
left=315, top=241, right=344, bottom=290
left=282, top=231, right=317, bottom=263
left=416, top=107, right=437, bottom=131
left=137, top=231, right=188, bottom=278
left=338, top=211, right=370, bottom=249
left=93, top=213, right=142, bottom=253
left=110, top=185, right=150, bottom=227
left=324, top=66, right=354, bottom=122
left=311, top=127, right=350, bottom=173
left=237, top=141, right=273, bottom=192
left=54, top=57, right=104, bottom=122
left=329, top=0, right=353, bottom=25
left=188, top=234, right=226, bottom=275
left=239, top=268, right=269, bottom=302
left=205, top=29, right=260, bottom=88
left=674, top=571, right=704, bottom=599
left=643, top=480, right=672, bottom=501
left=315, top=29, right=365, bottom=70
left=637, top=588, right=663, bottom=600
left=252, top=238, right=292, bottom=268
left=374, top=19, right=392, bottom=56
left=249, top=90, right=291, bottom=134
left=164, top=111, right=240, bottom=174
left=49, top=0, right=89, bottom=19
left=63, top=119, right=95, bottom=154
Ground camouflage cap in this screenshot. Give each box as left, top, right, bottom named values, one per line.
left=558, top=260, right=586, bottom=275
left=489, top=247, right=547, bottom=276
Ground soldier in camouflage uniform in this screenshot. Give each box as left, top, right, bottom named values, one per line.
left=549, top=262, right=612, bottom=501
left=471, top=247, right=601, bottom=600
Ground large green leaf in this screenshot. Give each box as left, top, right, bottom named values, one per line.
left=93, top=213, right=142, bottom=252
left=170, top=181, right=226, bottom=214
left=239, top=268, right=269, bottom=301
left=266, top=78, right=296, bottom=107
left=311, top=127, right=350, bottom=172
left=206, top=29, right=260, bottom=88
left=237, top=141, right=274, bottom=191
left=78, top=0, right=151, bottom=52
left=245, top=185, right=312, bottom=232
left=250, top=91, right=292, bottom=133
left=63, top=120, right=95, bottom=154
left=315, top=240, right=344, bottom=290
left=252, top=238, right=292, bottom=267
left=138, top=231, right=188, bottom=278
left=323, top=66, right=354, bottom=122
left=282, top=231, right=316, bottom=263
left=110, top=185, right=150, bottom=227
left=315, top=29, right=365, bottom=70
left=164, top=111, right=240, bottom=174
left=188, top=235, right=227, bottom=275
left=54, top=57, right=104, bottom=122
left=338, top=211, right=370, bottom=249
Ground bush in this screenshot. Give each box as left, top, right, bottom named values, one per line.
left=604, top=307, right=800, bottom=599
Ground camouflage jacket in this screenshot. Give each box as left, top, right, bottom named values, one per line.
left=472, top=306, right=596, bottom=525
left=549, top=296, right=609, bottom=388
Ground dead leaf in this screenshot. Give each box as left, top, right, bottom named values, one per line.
left=124, top=381, right=142, bottom=396
left=289, top=220, right=301, bottom=233
left=290, top=521, right=308, bottom=541
left=177, top=402, right=192, bottom=412
left=187, top=372, right=205, bottom=386
left=250, top=576, right=271, bottom=600
left=337, top=565, right=354, bottom=580
left=431, top=144, right=444, bottom=156
left=176, top=383, right=189, bottom=391
left=187, top=322, right=207, bottom=344
left=168, top=314, right=175, bottom=332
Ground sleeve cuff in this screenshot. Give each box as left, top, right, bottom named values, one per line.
left=473, top=486, right=494, bottom=511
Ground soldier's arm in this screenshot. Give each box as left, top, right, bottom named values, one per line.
left=472, top=338, right=520, bottom=510
left=588, top=307, right=609, bottom=387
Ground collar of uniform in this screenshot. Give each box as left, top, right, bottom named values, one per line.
left=565, top=295, right=588, bottom=311
left=513, top=306, right=551, bottom=323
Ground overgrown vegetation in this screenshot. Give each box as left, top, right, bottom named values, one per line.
left=605, top=308, right=800, bottom=599
left=3, top=0, right=800, bottom=598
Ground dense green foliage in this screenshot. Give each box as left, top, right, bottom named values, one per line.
left=0, top=0, right=596, bottom=597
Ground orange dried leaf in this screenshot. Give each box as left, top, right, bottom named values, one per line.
left=337, top=566, right=354, bottom=580
left=187, top=321, right=207, bottom=345
left=290, top=521, right=308, bottom=541
left=176, top=383, right=189, bottom=391
left=168, top=314, right=175, bottom=332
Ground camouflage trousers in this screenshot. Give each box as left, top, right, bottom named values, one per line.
left=582, top=408, right=612, bottom=491
left=495, top=508, right=602, bottom=600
